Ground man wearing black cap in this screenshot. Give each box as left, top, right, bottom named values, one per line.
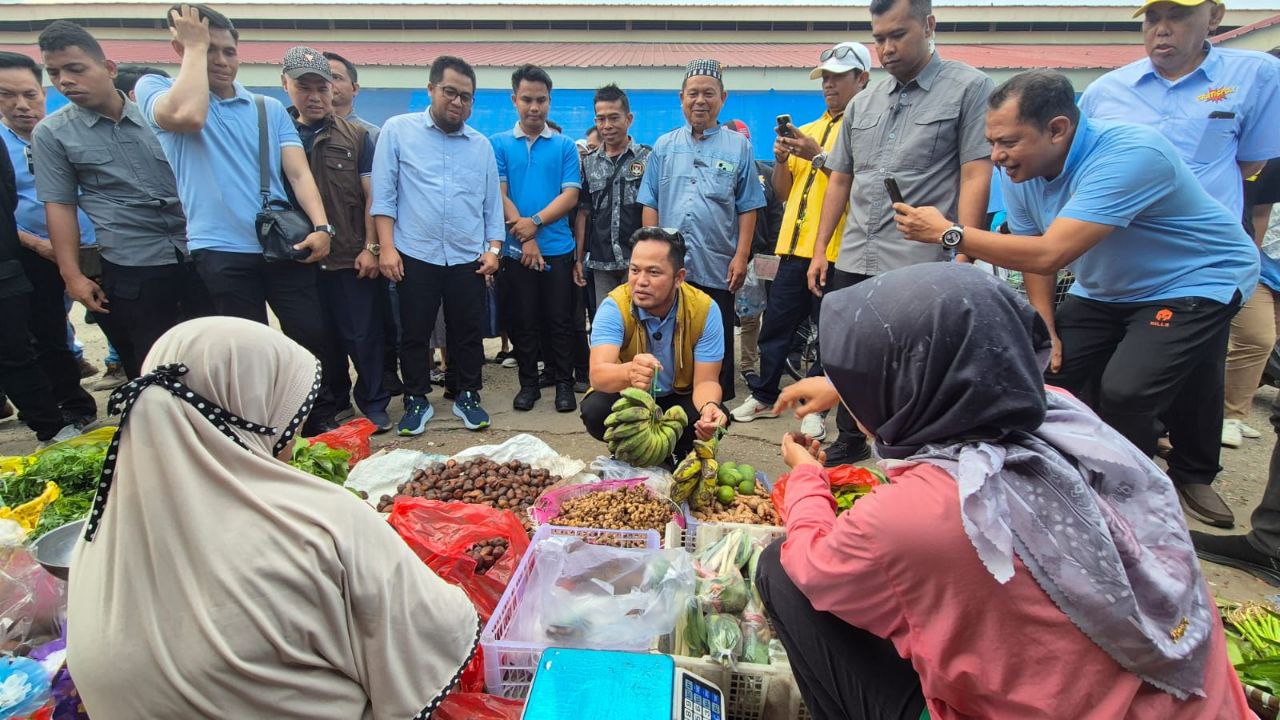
left=638, top=59, right=766, bottom=402
left=280, top=46, right=390, bottom=433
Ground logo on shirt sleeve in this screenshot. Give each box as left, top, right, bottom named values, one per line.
left=1197, top=86, right=1236, bottom=103
left=630, top=161, right=645, bottom=176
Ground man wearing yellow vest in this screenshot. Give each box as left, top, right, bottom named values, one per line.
left=732, top=42, right=871, bottom=443
left=581, top=227, right=730, bottom=457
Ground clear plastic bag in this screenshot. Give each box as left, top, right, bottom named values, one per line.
left=509, top=535, right=693, bottom=650
left=734, top=263, right=767, bottom=319
left=588, top=456, right=673, bottom=498
left=451, top=433, right=586, bottom=480
left=0, top=520, right=65, bottom=655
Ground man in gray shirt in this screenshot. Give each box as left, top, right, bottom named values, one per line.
left=34, top=21, right=211, bottom=379
left=804, top=0, right=994, bottom=465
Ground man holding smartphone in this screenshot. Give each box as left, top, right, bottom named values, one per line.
left=731, top=42, right=871, bottom=441
left=806, top=0, right=995, bottom=465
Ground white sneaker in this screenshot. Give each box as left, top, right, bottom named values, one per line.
left=800, top=412, right=827, bottom=441
left=731, top=396, right=778, bottom=423
left=501, top=357, right=518, bottom=369
left=1240, top=422, right=1263, bottom=439
left=1221, top=419, right=1243, bottom=448
left=42, top=424, right=82, bottom=447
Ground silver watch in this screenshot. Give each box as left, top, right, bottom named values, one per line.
left=940, top=224, right=964, bottom=250
left=486, top=245, right=502, bottom=256
left=811, top=152, right=828, bottom=170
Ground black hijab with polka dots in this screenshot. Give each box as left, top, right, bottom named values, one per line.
left=83, top=361, right=322, bottom=542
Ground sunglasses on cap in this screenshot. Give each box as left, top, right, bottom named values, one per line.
left=820, top=45, right=865, bottom=67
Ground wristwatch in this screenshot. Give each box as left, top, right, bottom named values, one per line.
left=531, top=213, right=544, bottom=227
left=364, top=242, right=380, bottom=256
left=940, top=224, right=965, bottom=250
left=313, top=224, right=335, bottom=236
left=486, top=245, right=502, bottom=256
left=811, top=152, right=828, bottom=170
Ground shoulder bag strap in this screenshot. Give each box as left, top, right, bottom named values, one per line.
left=254, top=94, right=270, bottom=210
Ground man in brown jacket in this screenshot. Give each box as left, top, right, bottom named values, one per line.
left=281, top=46, right=390, bottom=432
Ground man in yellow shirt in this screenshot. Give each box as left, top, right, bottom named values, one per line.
left=731, top=42, right=870, bottom=445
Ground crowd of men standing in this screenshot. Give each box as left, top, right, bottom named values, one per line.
left=1, top=0, right=1279, bottom=564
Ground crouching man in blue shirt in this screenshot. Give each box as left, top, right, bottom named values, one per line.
left=581, top=227, right=729, bottom=461
left=895, top=70, right=1258, bottom=515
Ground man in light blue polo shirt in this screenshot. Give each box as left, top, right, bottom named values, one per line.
left=896, top=71, right=1258, bottom=525
left=491, top=64, right=582, bottom=414
left=138, top=3, right=338, bottom=434
left=638, top=59, right=766, bottom=404
left=371, top=55, right=503, bottom=436
left=581, top=227, right=729, bottom=459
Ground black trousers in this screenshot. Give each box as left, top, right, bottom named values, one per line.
left=499, top=253, right=576, bottom=389
left=824, top=269, right=872, bottom=453
left=397, top=255, right=487, bottom=399
left=191, top=249, right=336, bottom=431
left=1246, top=391, right=1280, bottom=555
left=0, top=291, right=70, bottom=440
left=94, top=257, right=214, bottom=379
left=750, top=255, right=822, bottom=404
left=381, top=279, right=403, bottom=381
left=19, top=251, right=95, bottom=421
left=580, top=389, right=701, bottom=459
left=573, top=280, right=591, bottom=382
left=317, top=269, right=389, bottom=416
left=1046, top=293, right=1239, bottom=486
left=756, top=540, right=927, bottom=720
left=689, top=282, right=737, bottom=402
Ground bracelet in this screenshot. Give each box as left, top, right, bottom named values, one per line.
left=699, top=401, right=721, bottom=415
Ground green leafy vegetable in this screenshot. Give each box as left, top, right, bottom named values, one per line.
left=31, top=492, right=94, bottom=539
left=1, top=470, right=46, bottom=508
left=289, top=438, right=352, bottom=485
left=20, top=445, right=108, bottom=496
left=1220, top=601, right=1280, bottom=694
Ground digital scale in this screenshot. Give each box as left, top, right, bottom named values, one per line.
left=521, top=648, right=725, bottom=720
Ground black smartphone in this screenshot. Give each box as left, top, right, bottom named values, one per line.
left=884, top=176, right=905, bottom=205
left=775, top=114, right=795, bottom=138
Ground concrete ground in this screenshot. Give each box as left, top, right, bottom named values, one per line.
left=3, top=318, right=1276, bottom=604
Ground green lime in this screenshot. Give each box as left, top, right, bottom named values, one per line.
left=736, top=464, right=756, bottom=483
left=717, top=465, right=738, bottom=486
left=721, top=461, right=738, bottom=474
left=716, top=485, right=737, bottom=505
left=738, top=478, right=756, bottom=496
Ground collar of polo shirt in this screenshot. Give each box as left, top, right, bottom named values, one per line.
left=513, top=122, right=556, bottom=141
left=1134, top=41, right=1219, bottom=86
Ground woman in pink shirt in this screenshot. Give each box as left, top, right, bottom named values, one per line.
left=758, top=263, right=1251, bottom=720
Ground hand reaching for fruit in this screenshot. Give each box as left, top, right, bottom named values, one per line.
left=782, top=432, right=825, bottom=470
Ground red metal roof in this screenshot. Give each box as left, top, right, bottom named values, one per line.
left=1211, top=11, right=1280, bottom=42
left=0, top=39, right=1148, bottom=70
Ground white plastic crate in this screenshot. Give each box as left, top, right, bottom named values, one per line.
left=664, top=517, right=787, bottom=553
left=479, top=524, right=662, bottom=700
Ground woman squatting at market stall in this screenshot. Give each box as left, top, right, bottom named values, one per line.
left=64, top=317, right=479, bottom=719
left=758, top=263, right=1252, bottom=719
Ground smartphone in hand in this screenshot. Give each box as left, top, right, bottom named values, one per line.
left=884, top=176, right=905, bottom=205
left=775, top=114, right=796, bottom=138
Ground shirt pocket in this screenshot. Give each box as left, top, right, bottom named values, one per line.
left=904, top=101, right=960, bottom=171
left=1191, top=117, right=1236, bottom=165
left=695, top=160, right=735, bottom=203
left=848, top=112, right=882, bottom=173
left=66, top=145, right=113, bottom=187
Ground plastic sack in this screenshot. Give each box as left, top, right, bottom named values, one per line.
left=734, top=262, right=767, bottom=319
left=346, top=449, right=440, bottom=507
left=529, top=478, right=682, bottom=528
left=387, top=498, right=531, bottom=623
left=450, top=433, right=586, bottom=481
left=434, top=692, right=523, bottom=720
left=309, top=418, right=377, bottom=467
left=0, top=521, right=65, bottom=653
left=589, top=456, right=673, bottom=498
left=509, top=535, right=694, bottom=650
left=771, top=464, right=885, bottom=524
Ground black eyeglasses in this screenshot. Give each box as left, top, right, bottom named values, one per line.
left=820, top=45, right=866, bottom=70
left=438, top=85, right=475, bottom=105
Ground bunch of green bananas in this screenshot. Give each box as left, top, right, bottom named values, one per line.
left=671, top=436, right=720, bottom=509
left=603, top=388, right=688, bottom=468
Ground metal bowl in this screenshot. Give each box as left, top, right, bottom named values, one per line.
left=30, top=518, right=86, bottom=581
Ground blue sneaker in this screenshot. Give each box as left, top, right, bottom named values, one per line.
left=397, top=396, right=434, bottom=436
left=452, top=391, right=490, bottom=430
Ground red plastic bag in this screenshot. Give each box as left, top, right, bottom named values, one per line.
left=771, top=465, right=884, bottom=524
left=387, top=498, right=531, bottom=622
left=308, top=418, right=376, bottom=467
left=434, top=693, right=523, bottom=720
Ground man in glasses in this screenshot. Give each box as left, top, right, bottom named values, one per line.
left=732, top=42, right=872, bottom=440
left=638, top=59, right=766, bottom=405
left=581, top=226, right=729, bottom=459
left=808, top=0, right=995, bottom=465
left=0, top=50, right=97, bottom=431
left=371, top=55, right=502, bottom=436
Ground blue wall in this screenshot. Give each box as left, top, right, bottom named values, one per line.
left=46, top=86, right=831, bottom=160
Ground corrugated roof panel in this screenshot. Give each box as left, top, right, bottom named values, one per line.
left=0, top=39, right=1149, bottom=70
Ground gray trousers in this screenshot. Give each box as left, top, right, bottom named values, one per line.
left=1248, top=390, right=1280, bottom=556
left=592, top=268, right=627, bottom=310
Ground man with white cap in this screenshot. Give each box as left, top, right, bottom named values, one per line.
left=1079, top=0, right=1280, bottom=528
left=731, top=42, right=871, bottom=438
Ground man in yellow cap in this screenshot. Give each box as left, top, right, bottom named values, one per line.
left=1079, top=0, right=1280, bottom=528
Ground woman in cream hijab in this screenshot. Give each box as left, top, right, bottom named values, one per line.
left=66, top=317, right=479, bottom=720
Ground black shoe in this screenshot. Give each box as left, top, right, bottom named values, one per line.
left=304, top=418, right=339, bottom=436
left=513, top=386, right=540, bottom=411
left=573, top=380, right=590, bottom=394
left=823, top=437, right=872, bottom=467
left=555, top=383, right=576, bottom=412
left=538, top=370, right=556, bottom=388
left=1191, top=531, right=1280, bottom=586
left=1176, top=483, right=1236, bottom=529
left=493, top=350, right=514, bottom=364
